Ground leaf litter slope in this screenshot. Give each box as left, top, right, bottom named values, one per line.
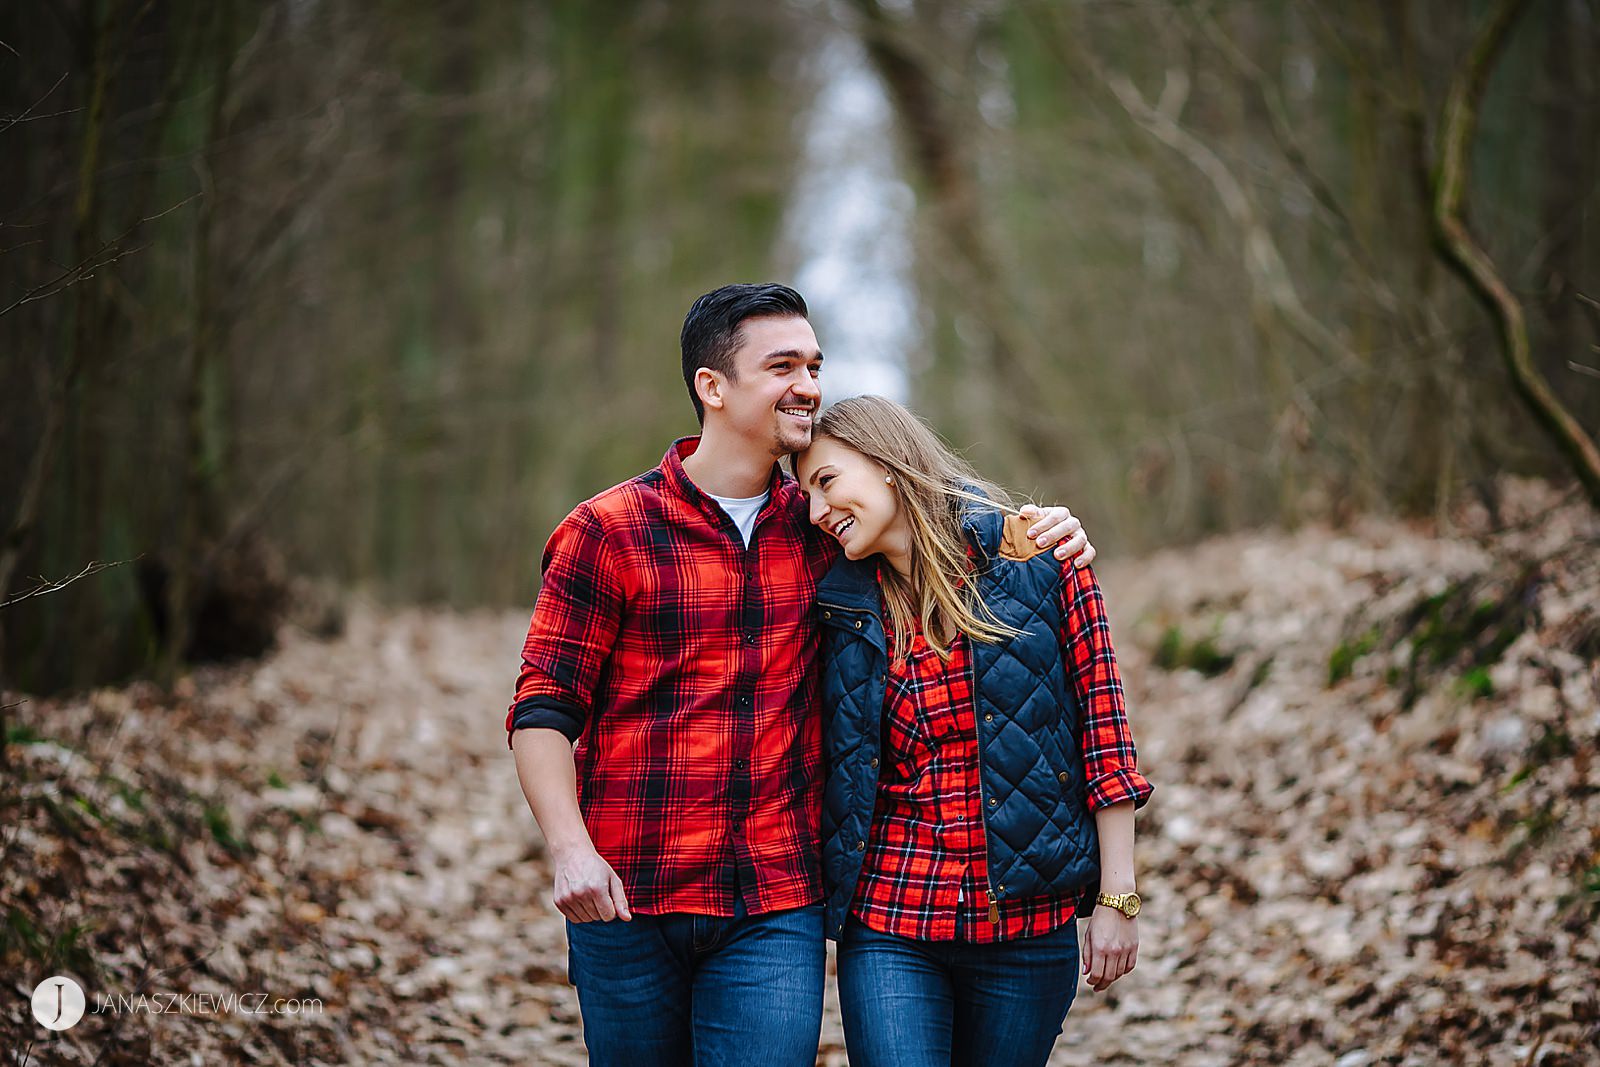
left=3, top=480, right=1596, bottom=1065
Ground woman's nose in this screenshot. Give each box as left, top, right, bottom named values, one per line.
left=808, top=495, right=829, bottom=527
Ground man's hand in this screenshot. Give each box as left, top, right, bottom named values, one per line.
left=1019, top=504, right=1096, bottom=568
left=1081, top=905, right=1137, bottom=992
left=511, top=729, right=631, bottom=923
left=551, top=843, right=633, bottom=923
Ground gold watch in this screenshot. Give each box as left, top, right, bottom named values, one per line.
left=1096, top=891, right=1141, bottom=918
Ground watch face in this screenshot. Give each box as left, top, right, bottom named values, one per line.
left=1124, top=894, right=1141, bottom=918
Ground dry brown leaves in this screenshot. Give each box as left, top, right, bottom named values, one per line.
left=1062, top=479, right=1600, bottom=1066
left=3, top=478, right=1596, bottom=1065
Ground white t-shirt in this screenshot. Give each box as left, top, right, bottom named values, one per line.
left=708, top=490, right=770, bottom=548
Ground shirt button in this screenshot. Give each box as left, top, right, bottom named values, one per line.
left=746, top=571, right=756, bottom=582
left=743, top=632, right=756, bottom=645
left=739, top=695, right=751, bottom=706
left=734, top=758, right=747, bottom=769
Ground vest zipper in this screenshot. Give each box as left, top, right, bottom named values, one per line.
left=816, top=599, right=882, bottom=626
left=825, top=598, right=1001, bottom=923
left=965, top=648, right=1001, bottom=925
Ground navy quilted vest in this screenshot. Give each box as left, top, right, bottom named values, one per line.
left=814, top=505, right=1100, bottom=939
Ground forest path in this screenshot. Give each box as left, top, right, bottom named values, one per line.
left=5, top=483, right=1596, bottom=1065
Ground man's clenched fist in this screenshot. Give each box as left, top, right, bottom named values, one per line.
left=552, top=844, right=633, bottom=923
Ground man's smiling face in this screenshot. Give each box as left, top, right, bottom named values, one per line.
left=714, top=315, right=824, bottom=457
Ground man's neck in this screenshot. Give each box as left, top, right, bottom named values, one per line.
left=681, top=424, right=779, bottom=499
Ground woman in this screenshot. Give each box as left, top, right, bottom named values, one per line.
left=795, top=396, right=1153, bottom=1067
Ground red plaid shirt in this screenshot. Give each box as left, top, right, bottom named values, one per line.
left=851, top=559, right=1152, bottom=942
left=508, top=438, right=838, bottom=916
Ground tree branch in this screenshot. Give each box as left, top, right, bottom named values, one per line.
left=0, top=71, right=73, bottom=134
left=1430, top=0, right=1600, bottom=508
left=0, top=195, right=193, bottom=319
left=1098, top=67, right=1358, bottom=375
left=0, top=558, right=134, bottom=611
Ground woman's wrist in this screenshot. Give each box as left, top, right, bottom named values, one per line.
left=1098, top=867, right=1137, bottom=893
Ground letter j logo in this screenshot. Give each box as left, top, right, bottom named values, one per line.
left=31, top=976, right=87, bottom=1030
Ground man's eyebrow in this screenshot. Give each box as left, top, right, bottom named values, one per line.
left=762, top=348, right=824, bottom=364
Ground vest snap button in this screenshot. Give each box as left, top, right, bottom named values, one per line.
left=823, top=611, right=831, bottom=619
left=1058, top=771, right=1069, bottom=783
left=854, top=620, right=862, bottom=629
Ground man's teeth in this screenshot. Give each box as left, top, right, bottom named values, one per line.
left=780, top=407, right=812, bottom=417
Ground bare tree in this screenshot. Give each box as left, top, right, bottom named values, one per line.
left=1430, top=0, right=1600, bottom=508
left=161, top=0, right=237, bottom=684
left=842, top=0, right=1067, bottom=481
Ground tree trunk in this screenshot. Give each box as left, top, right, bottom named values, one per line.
left=845, top=0, right=1060, bottom=483
left=162, top=0, right=236, bottom=684
left=1430, top=0, right=1600, bottom=510
left=0, top=0, right=121, bottom=762
left=1535, top=0, right=1597, bottom=429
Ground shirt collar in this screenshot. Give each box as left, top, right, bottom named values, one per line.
left=659, top=436, right=792, bottom=524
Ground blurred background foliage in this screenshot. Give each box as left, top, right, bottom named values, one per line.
left=2, top=0, right=1597, bottom=693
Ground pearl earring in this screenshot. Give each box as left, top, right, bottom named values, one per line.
left=884, top=475, right=894, bottom=485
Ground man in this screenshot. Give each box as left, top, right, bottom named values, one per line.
left=506, top=283, right=1092, bottom=1066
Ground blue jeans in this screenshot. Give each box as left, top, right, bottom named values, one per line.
left=564, top=900, right=825, bottom=1067
left=836, top=917, right=1080, bottom=1067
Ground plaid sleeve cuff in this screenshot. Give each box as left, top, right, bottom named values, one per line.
left=505, top=695, right=587, bottom=748
left=1086, top=768, right=1154, bottom=812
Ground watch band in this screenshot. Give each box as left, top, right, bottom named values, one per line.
left=1096, top=891, right=1141, bottom=918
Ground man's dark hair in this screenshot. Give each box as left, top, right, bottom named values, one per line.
left=680, top=283, right=809, bottom=424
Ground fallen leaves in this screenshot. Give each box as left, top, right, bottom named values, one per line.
left=1, top=478, right=1596, bottom=1064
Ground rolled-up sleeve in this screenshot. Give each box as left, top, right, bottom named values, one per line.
left=506, top=504, right=624, bottom=748
left=1059, top=563, right=1154, bottom=811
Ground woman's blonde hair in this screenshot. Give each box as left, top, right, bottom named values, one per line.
left=805, top=395, right=1023, bottom=660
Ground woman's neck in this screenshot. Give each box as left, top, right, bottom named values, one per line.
left=876, top=517, right=914, bottom=579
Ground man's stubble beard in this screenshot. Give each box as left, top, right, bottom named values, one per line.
left=772, top=420, right=814, bottom=459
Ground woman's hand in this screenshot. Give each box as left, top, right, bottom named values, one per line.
left=1081, top=905, right=1138, bottom=992
left=1019, top=504, right=1096, bottom=567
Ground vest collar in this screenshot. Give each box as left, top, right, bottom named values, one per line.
left=815, top=553, right=879, bottom=612
left=958, top=490, right=1007, bottom=562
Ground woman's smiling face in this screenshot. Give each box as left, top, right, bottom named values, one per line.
left=796, top=435, right=906, bottom=561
